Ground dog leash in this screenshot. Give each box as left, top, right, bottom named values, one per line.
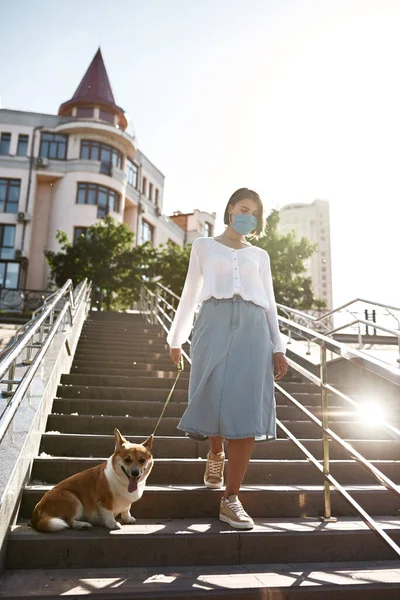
left=151, top=355, right=184, bottom=436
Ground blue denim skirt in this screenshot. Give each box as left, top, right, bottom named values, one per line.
left=177, top=294, right=276, bottom=441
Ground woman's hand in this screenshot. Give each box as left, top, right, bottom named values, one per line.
left=170, top=347, right=182, bottom=366
left=273, top=352, right=288, bottom=381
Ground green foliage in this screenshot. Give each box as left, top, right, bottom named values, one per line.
left=150, top=241, right=193, bottom=296
left=45, top=215, right=157, bottom=311
left=252, top=209, right=326, bottom=309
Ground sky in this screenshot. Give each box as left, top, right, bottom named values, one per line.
left=0, top=0, right=399, bottom=307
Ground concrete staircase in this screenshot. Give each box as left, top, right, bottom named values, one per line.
left=1, top=311, right=399, bottom=598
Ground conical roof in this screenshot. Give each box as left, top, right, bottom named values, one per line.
left=71, top=48, right=116, bottom=105
left=59, top=48, right=127, bottom=130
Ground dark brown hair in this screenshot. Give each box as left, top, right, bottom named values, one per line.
left=223, top=188, right=266, bottom=239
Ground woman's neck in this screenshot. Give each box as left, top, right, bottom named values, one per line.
left=220, top=226, right=246, bottom=242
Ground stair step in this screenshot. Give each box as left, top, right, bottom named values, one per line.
left=2, top=561, right=400, bottom=599
left=20, top=485, right=400, bottom=520
left=6, top=518, right=400, bottom=570
left=60, top=373, right=190, bottom=389
left=70, top=366, right=192, bottom=378
left=73, top=350, right=172, bottom=360
left=30, top=457, right=400, bottom=486
left=55, top=384, right=189, bottom=402
left=45, top=413, right=394, bottom=440
left=71, top=359, right=192, bottom=371
left=51, top=398, right=350, bottom=421
left=40, top=433, right=400, bottom=460
left=54, top=383, right=356, bottom=406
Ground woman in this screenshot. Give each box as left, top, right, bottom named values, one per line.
left=166, top=188, right=288, bottom=530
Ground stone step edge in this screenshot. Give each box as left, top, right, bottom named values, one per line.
left=1, top=563, right=400, bottom=600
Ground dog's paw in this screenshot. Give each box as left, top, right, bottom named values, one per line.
left=72, top=520, right=93, bottom=530
left=107, top=520, right=122, bottom=530
left=122, top=514, right=136, bottom=525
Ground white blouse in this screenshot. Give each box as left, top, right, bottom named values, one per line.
left=166, top=237, right=286, bottom=353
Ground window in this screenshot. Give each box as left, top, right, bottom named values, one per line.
left=321, top=266, right=326, bottom=272
left=76, top=106, right=94, bottom=118
left=322, top=275, right=326, bottom=281
left=155, top=188, right=159, bottom=206
left=126, top=159, right=138, bottom=188
left=141, top=220, right=154, bottom=244
left=76, top=183, right=120, bottom=218
left=204, top=222, right=213, bottom=237
left=149, top=182, right=153, bottom=202
left=17, top=135, right=29, bottom=157
left=80, top=140, right=122, bottom=169
left=0, top=133, right=11, bottom=155
left=73, top=226, right=90, bottom=245
left=0, top=179, right=20, bottom=213
left=0, top=262, right=20, bottom=289
left=99, top=109, right=114, bottom=124
left=0, top=225, right=16, bottom=259
left=142, top=177, right=147, bottom=196
left=40, top=132, right=68, bottom=160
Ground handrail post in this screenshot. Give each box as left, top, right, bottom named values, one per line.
left=154, top=291, right=159, bottom=325
left=287, top=313, right=293, bottom=344
left=319, top=343, right=337, bottom=523
left=2, top=360, right=17, bottom=398
left=397, top=335, right=400, bottom=364
left=357, top=322, right=362, bottom=349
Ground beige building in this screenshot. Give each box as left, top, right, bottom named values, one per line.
left=278, top=200, right=333, bottom=308
left=0, top=48, right=214, bottom=291
left=169, top=209, right=216, bottom=244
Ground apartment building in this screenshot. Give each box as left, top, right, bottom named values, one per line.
left=278, top=199, right=333, bottom=308
left=168, top=209, right=216, bottom=243
left=0, top=48, right=214, bottom=291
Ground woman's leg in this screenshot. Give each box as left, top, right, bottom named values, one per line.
left=209, top=435, right=224, bottom=454
left=224, top=437, right=255, bottom=498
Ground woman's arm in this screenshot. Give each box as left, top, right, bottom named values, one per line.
left=260, top=252, right=286, bottom=354
left=166, top=239, right=204, bottom=348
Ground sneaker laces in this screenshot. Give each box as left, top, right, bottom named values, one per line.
left=208, top=455, right=224, bottom=477
left=225, top=497, right=249, bottom=518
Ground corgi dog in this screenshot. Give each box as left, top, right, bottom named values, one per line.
left=31, top=429, right=153, bottom=532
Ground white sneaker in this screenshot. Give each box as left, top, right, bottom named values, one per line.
left=219, top=495, right=254, bottom=530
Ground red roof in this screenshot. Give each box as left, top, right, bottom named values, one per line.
left=71, top=48, right=116, bottom=105
left=59, top=48, right=127, bottom=129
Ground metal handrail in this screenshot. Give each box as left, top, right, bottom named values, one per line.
left=139, top=282, right=400, bottom=559
left=277, top=299, right=400, bottom=353
left=0, top=278, right=91, bottom=443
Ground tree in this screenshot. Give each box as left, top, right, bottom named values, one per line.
left=252, top=209, right=326, bottom=309
left=150, top=241, right=193, bottom=296
left=45, top=215, right=156, bottom=311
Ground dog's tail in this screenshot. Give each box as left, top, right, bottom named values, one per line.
left=31, top=516, right=69, bottom=532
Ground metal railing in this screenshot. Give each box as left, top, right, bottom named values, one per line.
left=278, top=298, right=400, bottom=363
left=0, top=278, right=92, bottom=443
left=140, top=282, right=400, bottom=559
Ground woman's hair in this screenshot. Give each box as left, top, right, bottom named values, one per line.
left=223, top=188, right=267, bottom=239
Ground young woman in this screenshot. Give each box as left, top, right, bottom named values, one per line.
left=167, top=188, right=288, bottom=530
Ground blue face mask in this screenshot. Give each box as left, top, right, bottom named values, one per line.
left=230, top=213, right=258, bottom=235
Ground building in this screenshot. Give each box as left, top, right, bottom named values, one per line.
left=278, top=200, right=333, bottom=308
left=0, top=48, right=213, bottom=291
left=168, top=209, right=216, bottom=244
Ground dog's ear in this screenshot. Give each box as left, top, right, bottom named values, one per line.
left=142, top=434, right=153, bottom=450
left=114, top=428, right=127, bottom=448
